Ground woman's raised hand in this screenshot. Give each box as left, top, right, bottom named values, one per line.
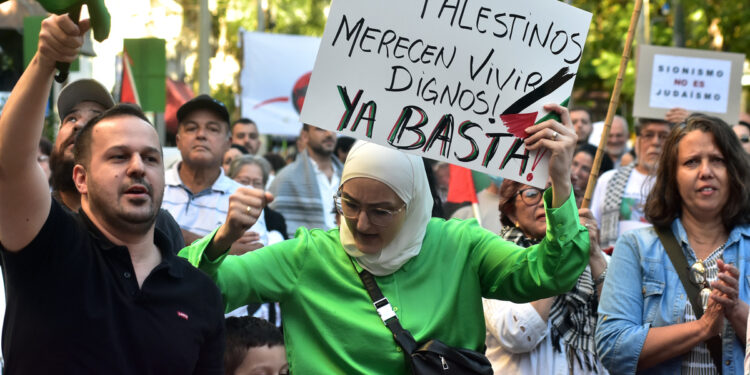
left=524, top=103, right=577, bottom=207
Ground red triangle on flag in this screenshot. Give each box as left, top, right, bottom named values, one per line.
left=446, top=164, right=478, bottom=204
left=120, top=49, right=140, bottom=106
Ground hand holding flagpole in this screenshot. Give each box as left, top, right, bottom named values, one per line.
left=581, top=0, right=644, bottom=209
left=54, top=6, right=81, bottom=83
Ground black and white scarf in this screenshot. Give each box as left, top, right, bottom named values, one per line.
left=600, top=163, right=635, bottom=248
left=500, top=226, right=603, bottom=373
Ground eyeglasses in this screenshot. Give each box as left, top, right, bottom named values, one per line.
left=516, top=188, right=544, bottom=206
left=334, top=192, right=406, bottom=227
left=689, top=259, right=712, bottom=311
left=640, top=131, right=670, bottom=142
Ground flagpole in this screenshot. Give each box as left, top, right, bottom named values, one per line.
left=581, top=0, right=643, bottom=209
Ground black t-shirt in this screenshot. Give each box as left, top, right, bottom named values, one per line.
left=1, top=200, right=225, bottom=374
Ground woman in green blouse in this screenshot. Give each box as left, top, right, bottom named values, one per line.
left=180, top=104, right=591, bottom=374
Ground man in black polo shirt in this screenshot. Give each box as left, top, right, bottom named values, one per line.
left=0, top=15, right=225, bottom=373
left=51, top=62, right=184, bottom=254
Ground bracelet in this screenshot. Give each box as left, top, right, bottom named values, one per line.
left=594, top=264, right=608, bottom=286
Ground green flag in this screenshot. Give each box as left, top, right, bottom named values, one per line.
left=8, top=0, right=111, bottom=42
left=123, top=38, right=166, bottom=112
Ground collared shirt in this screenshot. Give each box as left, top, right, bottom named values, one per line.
left=596, top=219, right=750, bottom=374
left=1, top=199, right=225, bottom=374
left=162, top=162, right=267, bottom=243
left=308, top=157, right=340, bottom=230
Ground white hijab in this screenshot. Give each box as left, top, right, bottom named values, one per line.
left=339, top=142, right=433, bottom=276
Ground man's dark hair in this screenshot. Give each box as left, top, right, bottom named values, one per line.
left=231, top=118, right=256, bottom=133
left=39, top=137, right=52, bottom=156
left=263, top=152, right=286, bottom=174
left=224, top=317, right=284, bottom=375
left=334, top=136, right=356, bottom=155
left=645, top=114, right=750, bottom=230
left=73, top=103, right=153, bottom=167
left=230, top=144, right=249, bottom=155
left=575, top=143, right=613, bottom=174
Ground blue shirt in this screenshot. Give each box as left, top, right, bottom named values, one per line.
left=595, top=219, right=750, bottom=374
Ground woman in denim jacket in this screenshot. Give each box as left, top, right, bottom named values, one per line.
left=595, top=114, right=750, bottom=374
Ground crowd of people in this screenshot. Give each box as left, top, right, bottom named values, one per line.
left=2, top=12, right=750, bottom=375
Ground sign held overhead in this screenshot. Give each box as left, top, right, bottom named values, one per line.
left=301, top=0, right=592, bottom=188
left=634, top=45, right=745, bottom=125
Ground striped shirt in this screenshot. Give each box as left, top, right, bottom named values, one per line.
left=162, top=163, right=267, bottom=243
left=681, top=246, right=724, bottom=375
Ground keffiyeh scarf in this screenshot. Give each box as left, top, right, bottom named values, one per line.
left=500, top=226, right=603, bottom=373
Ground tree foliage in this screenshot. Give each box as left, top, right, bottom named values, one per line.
left=570, top=0, right=750, bottom=120
left=170, top=0, right=749, bottom=121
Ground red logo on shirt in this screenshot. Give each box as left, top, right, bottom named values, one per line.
left=177, top=311, right=189, bottom=320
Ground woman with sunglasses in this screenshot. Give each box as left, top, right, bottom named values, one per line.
left=482, top=179, right=608, bottom=374
left=596, top=114, right=750, bottom=374
left=179, top=104, right=592, bottom=374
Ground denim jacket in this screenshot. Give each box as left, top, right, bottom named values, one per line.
left=595, top=218, right=750, bottom=374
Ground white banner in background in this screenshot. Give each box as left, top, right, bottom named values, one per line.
left=240, top=32, right=321, bottom=136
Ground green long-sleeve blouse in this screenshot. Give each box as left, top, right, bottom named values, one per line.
left=179, top=190, right=589, bottom=374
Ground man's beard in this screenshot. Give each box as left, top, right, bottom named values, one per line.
left=310, top=142, right=334, bottom=158
left=50, top=151, right=77, bottom=194
left=87, top=176, right=160, bottom=234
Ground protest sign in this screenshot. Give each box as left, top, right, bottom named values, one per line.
left=300, top=0, right=592, bottom=188
left=634, top=45, right=745, bottom=125
left=240, top=32, right=321, bottom=136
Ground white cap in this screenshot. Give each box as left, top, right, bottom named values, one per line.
left=57, top=79, right=115, bottom=121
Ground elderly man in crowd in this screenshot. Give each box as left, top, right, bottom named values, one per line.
left=162, top=95, right=268, bottom=253
left=590, top=118, right=672, bottom=250
left=604, top=115, right=629, bottom=168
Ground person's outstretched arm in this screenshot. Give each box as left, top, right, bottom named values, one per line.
left=0, top=15, right=90, bottom=251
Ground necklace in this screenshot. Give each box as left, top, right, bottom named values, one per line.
left=690, top=242, right=726, bottom=311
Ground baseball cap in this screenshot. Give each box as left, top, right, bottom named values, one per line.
left=177, top=94, right=230, bottom=125
left=57, top=79, right=116, bottom=121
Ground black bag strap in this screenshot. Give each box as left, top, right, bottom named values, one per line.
left=655, top=226, right=723, bottom=374
left=349, top=257, right=418, bottom=354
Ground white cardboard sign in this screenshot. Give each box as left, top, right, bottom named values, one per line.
left=300, top=0, right=592, bottom=188
left=634, top=45, right=745, bottom=125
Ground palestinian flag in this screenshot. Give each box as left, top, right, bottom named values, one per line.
left=119, top=48, right=140, bottom=106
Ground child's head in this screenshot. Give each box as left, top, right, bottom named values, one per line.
left=225, top=317, right=288, bottom=375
